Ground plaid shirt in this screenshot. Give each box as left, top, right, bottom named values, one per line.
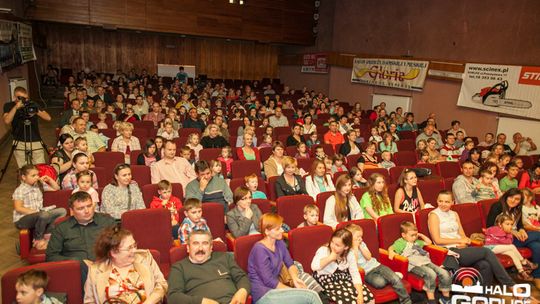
left=178, top=217, right=210, bottom=244
left=13, top=183, right=43, bottom=222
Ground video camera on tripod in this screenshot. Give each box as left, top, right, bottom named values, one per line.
left=16, top=96, right=39, bottom=117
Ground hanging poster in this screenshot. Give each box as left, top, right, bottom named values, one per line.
left=351, top=58, right=429, bottom=91
left=457, top=63, right=540, bottom=119
left=301, top=53, right=328, bottom=74
left=17, top=22, right=36, bottom=63
left=0, top=20, right=18, bottom=69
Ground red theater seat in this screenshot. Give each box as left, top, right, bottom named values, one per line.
left=316, top=191, right=335, bottom=221
left=141, top=183, right=184, bottom=207
left=131, top=165, right=151, bottom=186
left=394, top=151, right=417, bottom=166
left=276, top=195, right=314, bottom=228
left=234, top=234, right=264, bottom=272
left=231, top=160, right=261, bottom=178
left=288, top=225, right=334, bottom=273
left=93, top=151, right=125, bottom=167
left=437, top=161, right=461, bottom=178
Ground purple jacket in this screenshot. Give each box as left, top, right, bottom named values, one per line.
left=484, top=226, right=513, bottom=245
left=247, top=240, right=294, bottom=302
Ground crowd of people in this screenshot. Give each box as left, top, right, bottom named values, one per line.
left=6, top=67, right=540, bottom=304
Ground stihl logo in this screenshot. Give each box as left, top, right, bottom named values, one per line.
left=519, top=66, right=540, bottom=86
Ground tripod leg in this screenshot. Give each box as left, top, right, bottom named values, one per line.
left=0, top=142, right=18, bottom=183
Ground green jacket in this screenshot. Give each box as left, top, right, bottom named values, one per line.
left=167, top=252, right=250, bottom=304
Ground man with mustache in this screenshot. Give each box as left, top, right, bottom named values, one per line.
left=167, top=230, right=250, bottom=303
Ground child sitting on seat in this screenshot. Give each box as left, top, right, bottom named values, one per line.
left=297, top=204, right=322, bottom=228
left=347, top=224, right=411, bottom=304
left=150, top=179, right=182, bottom=239
left=484, top=214, right=537, bottom=281
left=217, top=146, right=234, bottom=178
left=178, top=198, right=210, bottom=244
left=73, top=137, right=94, bottom=167
left=474, top=169, right=502, bottom=201
left=389, top=221, right=452, bottom=304
left=72, top=171, right=99, bottom=205
left=331, top=154, right=348, bottom=174
left=210, top=159, right=225, bottom=179
left=96, top=112, right=108, bottom=130
left=245, top=174, right=267, bottom=199
left=379, top=151, right=396, bottom=170
left=295, top=142, right=310, bottom=159
left=15, top=269, right=63, bottom=304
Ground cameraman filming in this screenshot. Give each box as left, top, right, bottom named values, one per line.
left=3, top=87, right=51, bottom=168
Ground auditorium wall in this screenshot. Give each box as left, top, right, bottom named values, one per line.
left=35, top=22, right=279, bottom=80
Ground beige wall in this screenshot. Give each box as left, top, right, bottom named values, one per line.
left=279, top=65, right=330, bottom=95
left=0, top=64, right=31, bottom=141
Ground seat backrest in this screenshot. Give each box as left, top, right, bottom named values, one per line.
left=199, top=148, right=223, bottom=161
left=169, top=241, right=227, bottom=265
left=93, top=151, right=125, bottom=167
left=129, top=149, right=143, bottom=165
left=377, top=213, right=414, bottom=249
left=142, top=183, right=184, bottom=207
left=437, top=161, right=461, bottom=178
left=2, top=260, right=82, bottom=304
left=363, top=168, right=390, bottom=183
left=288, top=225, right=334, bottom=273
left=234, top=234, right=264, bottom=272
left=276, top=195, right=315, bottom=228
left=477, top=199, right=499, bottom=228
left=451, top=203, right=483, bottom=235
left=92, top=166, right=113, bottom=187
left=296, top=158, right=315, bottom=173
left=399, top=130, right=416, bottom=140
left=122, top=208, right=172, bottom=262
left=346, top=154, right=362, bottom=170
left=396, top=140, right=416, bottom=152
left=389, top=166, right=410, bottom=184
left=252, top=199, right=272, bottom=214
left=443, top=177, right=455, bottom=191
left=179, top=128, right=202, bottom=137
left=393, top=150, right=417, bottom=166
left=259, top=147, right=273, bottom=162
left=178, top=203, right=226, bottom=240
left=231, top=160, right=261, bottom=178
left=311, top=143, right=334, bottom=157
left=43, top=189, right=72, bottom=210
left=337, top=219, right=380, bottom=259
left=417, top=179, right=444, bottom=207
left=415, top=207, right=435, bottom=237
left=352, top=186, right=369, bottom=202
left=316, top=191, right=335, bottom=221
left=131, top=165, right=151, bottom=187
left=267, top=176, right=279, bottom=201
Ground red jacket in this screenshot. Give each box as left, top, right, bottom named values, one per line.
left=236, top=147, right=261, bottom=162
left=149, top=195, right=182, bottom=223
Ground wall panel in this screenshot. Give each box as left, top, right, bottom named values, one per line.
left=35, top=23, right=278, bottom=79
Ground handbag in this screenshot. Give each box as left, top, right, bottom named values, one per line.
left=278, top=263, right=294, bottom=287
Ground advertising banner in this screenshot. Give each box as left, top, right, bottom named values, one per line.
left=17, top=23, right=36, bottom=63
left=457, top=63, right=540, bottom=119
left=351, top=58, right=429, bottom=91
left=301, top=53, right=328, bottom=73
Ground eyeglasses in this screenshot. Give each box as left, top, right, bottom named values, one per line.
left=118, top=242, right=138, bottom=252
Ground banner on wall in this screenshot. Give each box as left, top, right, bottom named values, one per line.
left=457, top=63, right=540, bottom=119
left=17, top=23, right=36, bottom=63
left=301, top=53, right=328, bottom=74
left=351, top=58, right=429, bottom=91
left=0, top=20, right=18, bottom=69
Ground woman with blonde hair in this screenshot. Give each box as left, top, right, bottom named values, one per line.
left=111, top=122, right=141, bottom=163
left=275, top=156, right=307, bottom=198
left=84, top=226, right=167, bottom=303
left=248, top=213, right=322, bottom=304
left=323, top=175, right=363, bottom=228
left=360, top=173, right=393, bottom=220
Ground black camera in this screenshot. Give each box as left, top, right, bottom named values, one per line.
left=17, top=96, right=38, bottom=116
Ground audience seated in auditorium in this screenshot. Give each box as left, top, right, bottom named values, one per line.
left=323, top=175, right=363, bottom=228
left=394, top=169, right=426, bottom=213
left=452, top=161, right=479, bottom=204
left=110, top=122, right=141, bottom=163
left=263, top=141, right=286, bottom=179
left=274, top=156, right=307, bottom=198
left=227, top=186, right=263, bottom=238
left=360, top=173, right=394, bottom=220
left=69, top=117, right=106, bottom=153
left=101, top=164, right=146, bottom=220
left=305, top=159, right=335, bottom=200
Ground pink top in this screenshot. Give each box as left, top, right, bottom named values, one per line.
left=484, top=226, right=513, bottom=245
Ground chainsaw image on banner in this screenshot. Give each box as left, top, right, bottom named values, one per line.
left=472, top=80, right=533, bottom=109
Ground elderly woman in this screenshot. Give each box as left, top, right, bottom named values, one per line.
left=237, top=132, right=261, bottom=162
left=84, top=226, right=168, bottom=304
left=428, top=190, right=515, bottom=287
left=61, top=153, right=99, bottom=190
left=286, top=124, right=306, bottom=147
left=226, top=186, right=263, bottom=238
left=275, top=156, right=307, bottom=198
left=248, top=213, right=323, bottom=304
left=111, top=122, right=141, bottom=164
left=201, top=123, right=228, bottom=148
left=51, top=133, right=75, bottom=183
left=486, top=188, right=540, bottom=285
left=263, top=141, right=286, bottom=179
left=101, top=164, right=145, bottom=220
left=236, top=126, right=258, bottom=148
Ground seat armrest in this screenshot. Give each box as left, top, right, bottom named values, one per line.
left=378, top=248, right=409, bottom=278
left=19, top=229, right=32, bottom=260
left=424, top=245, right=448, bottom=266
left=225, top=232, right=236, bottom=251
left=470, top=240, right=484, bottom=247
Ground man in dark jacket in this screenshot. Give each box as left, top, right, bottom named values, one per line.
left=183, top=107, right=206, bottom=131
